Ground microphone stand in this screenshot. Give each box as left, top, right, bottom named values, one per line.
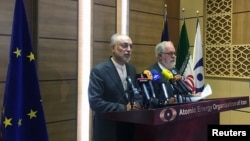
left=126, top=76, right=141, bottom=110
left=124, top=91, right=133, bottom=110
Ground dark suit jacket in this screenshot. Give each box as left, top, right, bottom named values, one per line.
left=88, top=57, right=138, bottom=141
left=148, top=63, right=175, bottom=106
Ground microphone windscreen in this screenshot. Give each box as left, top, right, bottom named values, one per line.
left=143, top=70, right=153, bottom=80
left=150, top=69, right=161, bottom=81
left=161, top=69, right=174, bottom=81
left=171, top=68, right=179, bottom=75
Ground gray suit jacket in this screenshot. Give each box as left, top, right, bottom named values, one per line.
left=88, top=57, right=138, bottom=141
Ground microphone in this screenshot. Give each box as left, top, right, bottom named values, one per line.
left=126, top=76, right=140, bottom=109
left=170, top=68, right=193, bottom=94
left=150, top=69, right=169, bottom=102
left=137, top=76, right=151, bottom=102
left=161, top=69, right=184, bottom=95
left=143, top=70, right=156, bottom=98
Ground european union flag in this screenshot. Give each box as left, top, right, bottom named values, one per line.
left=0, top=0, right=49, bottom=141
left=161, top=15, right=169, bottom=42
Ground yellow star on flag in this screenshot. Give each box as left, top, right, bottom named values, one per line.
left=27, top=109, right=37, bottom=119
left=27, top=52, right=35, bottom=61
left=3, top=117, right=12, bottom=128
left=13, top=47, right=21, bottom=58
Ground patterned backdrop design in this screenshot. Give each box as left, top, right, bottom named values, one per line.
left=205, top=0, right=250, bottom=78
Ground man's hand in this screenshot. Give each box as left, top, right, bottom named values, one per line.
left=126, top=102, right=141, bottom=111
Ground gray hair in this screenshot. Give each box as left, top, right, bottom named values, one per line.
left=155, top=41, right=174, bottom=57
left=110, top=33, right=120, bottom=47
left=110, top=33, right=131, bottom=47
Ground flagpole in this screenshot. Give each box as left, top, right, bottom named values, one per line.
left=196, top=10, right=199, bottom=18
left=182, top=8, right=185, bottom=21
left=161, top=3, right=169, bottom=41
left=164, top=4, right=167, bottom=22
left=195, top=10, right=200, bottom=32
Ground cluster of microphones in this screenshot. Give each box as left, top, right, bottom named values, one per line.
left=126, top=68, right=194, bottom=109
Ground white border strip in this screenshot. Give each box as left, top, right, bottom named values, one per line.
left=77, top=0, right=91, bottom=141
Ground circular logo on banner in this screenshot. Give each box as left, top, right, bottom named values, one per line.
left=159, top=107, right=177, bottom=122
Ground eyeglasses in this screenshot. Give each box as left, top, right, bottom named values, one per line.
left=161, top=52, right=176, bottom=56
left=120, top=43, right=133, bottom=49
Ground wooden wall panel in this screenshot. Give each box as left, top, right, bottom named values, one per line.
left=168, top=18, right=181, bottom=46
left=166, top=0, right=180, bottom=45
left=93, top=5, right=116, bottom=42
left=40, top=81, right=77, bottom=122
left=0, top=0, right=14, bottom=84
left=47, top=120, right=76, bottom=141
left=130, top=0, right=165, bottom=14
left=180, top=0, right=204, bottom=18
left=92, top=0, right=116, bottom=70
left=233, top=0, right=250, bottom=12
left=130, top=0, right=180, bottom=45
left=130, top=11, right=163, bottom=45
left=166, top=0, right=180, bottom=18
left=38, top=39, right=77, bottom=80
left=92, top=42, right=112, bottom=66
left=0, top=84, right=4, bottom=108
left=0, top=0, right=14, bottom=34
left=130, top=45, right=156, bottom=73
left=232, top=13, right=250, bottom=44
left=38, top=0, right=78, bottom=141
left=93, top=0, right=116, bottom=6
left=0, top=36, right=10, bottom=81
left=39, top=1, right=77, bottom=39
left=130, top=0, right=165, bottom=45
left=232, top=0, right=250, bottom=44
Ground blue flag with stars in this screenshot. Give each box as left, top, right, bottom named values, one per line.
left=0, top=0, right=49, bottom=141
left=161, top=15, right=169, bottom=41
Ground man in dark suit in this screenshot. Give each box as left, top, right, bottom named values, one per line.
left=148, top=41, right=177, bottom=106
left=88, top=33, right=142, bottom=141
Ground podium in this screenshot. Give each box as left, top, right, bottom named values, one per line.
left=101, top=96, right=249, bottom=141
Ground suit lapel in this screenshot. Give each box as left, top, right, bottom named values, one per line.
left=105, top=60, right=125, bottom=93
